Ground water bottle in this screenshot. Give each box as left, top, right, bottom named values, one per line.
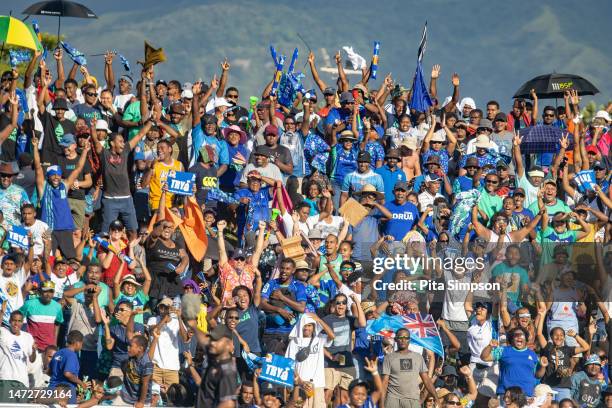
left=93, top=236, right=133, bottom=264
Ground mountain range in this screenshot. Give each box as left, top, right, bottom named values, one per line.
left=5, top=0, right=611, bottom=111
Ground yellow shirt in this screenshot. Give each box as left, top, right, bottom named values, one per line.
left=570, top=221, right=595, bottom=265
left=149, top=159, right=183, bottom=210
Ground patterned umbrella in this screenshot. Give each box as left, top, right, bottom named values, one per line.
left=518, top=125, right=574, bottom=154
left=0, top=15, right=43, bottom=51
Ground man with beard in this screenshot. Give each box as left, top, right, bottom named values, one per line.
left=196, top=324, right=238, bottom=408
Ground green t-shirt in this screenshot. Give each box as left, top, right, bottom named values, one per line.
left=478, top=191, right=503, bottom=220
left=528, top=199, right=570, bottom=220
left=122, top=101, right=142, bottom=141
left=491, top=262, right=529, bottom=303
left=537, top=226, right=578, bottom=266
left=114, top=290, right=149, bottom=324
left=72, top=281, right=109, bottom=308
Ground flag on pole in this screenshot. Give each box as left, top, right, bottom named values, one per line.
left=417, top=21, right=427, bottom=62
left=410, top=21, right=432, bottom=113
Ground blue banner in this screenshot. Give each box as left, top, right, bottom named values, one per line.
left=575, top=170, right=596, bottom=193
left=7, top=226, right=29, bottom=249
left=259, top=354, right=295, bottom=387
left=167, top=171, right=196, bottom=196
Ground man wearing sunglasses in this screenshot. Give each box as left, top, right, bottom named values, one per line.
left=381, top=328, right=439, bottom=408
left=0, top=162, right=30, bottom=229
left=73, top=84, right=102, bottom=127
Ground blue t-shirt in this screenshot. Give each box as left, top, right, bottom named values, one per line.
left=191, top=126, right=230, bottom=167
left=492, top=346, right=539, bottom=396
left=219, top=144, right=250, bottom=189
left=49, top=347, right=80, bottom=402
left=349, top=209, right=382, bottom=261
left=236, top=304, right=261, bottom=354
left=109, top=322, right=145, bottom=368
left=261, top=278, right=307, bottom=334
left=384, top=201, right=419, bottom=241
left=375, top=165, right=407, bottom=203
left=341, top=171, right=384, bottom=196
left=234, top=187, right=271, bottom=232
left=330, top=144, right=359, bottom=184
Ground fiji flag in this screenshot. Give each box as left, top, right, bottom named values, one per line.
left=367, top=312, right=444, bottom=357
left=410, top=22, right=433, bottom=113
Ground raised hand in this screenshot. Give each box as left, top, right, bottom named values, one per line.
left=220, top=58, right=231, bottom=71
left=539, top=356, right=549, bottom=367
left=104, top=51, right=114, bottom=65
left=431, top=64, right=441, bottom=79
left=513, top=130, right=523, bottom=146
left=364, top=357, right=379, bottom=373
left=530, top=88, right=537, bottom=100
left=217, top=220, right=227, bottom=231
left=458, top=365, right=472, bottom=377
left=560, top=132, right=570, bottom=149
left=210, top=75, right=219, bottom=90
left=335, top=50, right=342, bottom=65
left=192, top=81, right=202, bottom=95
left=308, top=51, right=315, bottom=64
left=451, top=73, right=460, bottom=86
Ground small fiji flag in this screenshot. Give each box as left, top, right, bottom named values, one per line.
left=370, top=41, right=380, bottom=80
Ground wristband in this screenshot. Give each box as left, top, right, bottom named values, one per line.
left=372, top=371, right=380, bottom=376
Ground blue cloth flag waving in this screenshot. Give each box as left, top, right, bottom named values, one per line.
left=409, top=61, right=432, bottom=113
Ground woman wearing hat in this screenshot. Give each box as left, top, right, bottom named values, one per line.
left=329, top=122, right=360, bottom=209
left=219, top=125, right=249, bottom=192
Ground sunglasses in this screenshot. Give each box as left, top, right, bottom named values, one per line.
left=439, top=240, right=449, bottom=243
left=0, top=173, right=13, bottom=178
left=446, top=401, right=461, bottom=406
left=544, top=113, right=556, bottom=117
left=485, top=179, right=499, bottom=184
left=234, top=257, right=246, bottom=262
left=335, top=301, right=347, bottom=305
left=85, top=92, right=97, bottom=97
left=226, top=315, right=240, bottom=320
left=396, top=336, right=410, bottom=340
left=431, top=141, right=444, bottom=144
left=226, top=94, right=239, bottom=98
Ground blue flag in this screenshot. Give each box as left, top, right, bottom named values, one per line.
left=574, top=170, right=596, bottom=193
left=166, top=171, right=196, bottom=196
left=409, top=61, right=432, bottom=113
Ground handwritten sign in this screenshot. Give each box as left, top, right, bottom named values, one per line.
left=259, top=354, right=295, bottom=387
left=575, top=170, right=596, bottom=193
left=7, top=226, right=29, bottom=249
left=167, top=171, right=196, bottom=196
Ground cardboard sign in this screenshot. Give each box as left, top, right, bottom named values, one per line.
left=259, top=354, right=295, bottom=387
left=280, top=235, right=305, bottom=260
left=339, top=198, right=370, bottom=227
left=167, top=171, right=196, bottom=196
left=7, top=226, right=29, bottom=249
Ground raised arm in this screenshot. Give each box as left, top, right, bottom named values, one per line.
left=216, top=58, right=230, bottom=97
left=444, top=73, right=460, bottom=112
left=471, top=206, right=492, bottom=241
left=250, top=222, right=267, bottom=267
left=561, top=163, right=577, bottom=198
left=216, top=220, right=229, bottom=266
left=104, top=51, right=115, bottom=93
left=64, top=142, right=91, bottom=188
left=335, top=51, right=349, bottom=92
left=24, top=49, right=41, bottom=89
left=429, top=64, right=440, bottom=100
left=31, top=135, right=45, bottom=199
left=512, top=131, right=525, bottom=178
left=307, top=51, right=327, bottom=93
left=530, top=89, right=538, bottom=125
left=127, top=120, right=153, bottom=151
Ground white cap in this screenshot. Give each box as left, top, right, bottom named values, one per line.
left=95, top=119, right=111, bottom=133
left=214, top=97, right=232, bottom=109
left=181, top=89, right=193, bottom=99
left=534, top=384, right=558, bottom=398
left=594, top=110, right=611, bottom=122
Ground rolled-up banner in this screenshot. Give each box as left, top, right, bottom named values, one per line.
left=9, top=50, right=31, bottom=68
left=270, top=55, right=285, bottom=97
left=270, top=45, right=278, bottom=64
left=371, top=41, right=380, bottom=80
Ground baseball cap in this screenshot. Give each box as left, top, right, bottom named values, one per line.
left=59, top=133, right=76, bottom=147
left=208, top=324, right=233, bottom=341
left=543, top=179, right=557, bottom=187
left=593, top=160, right=607, bottom=170
left=424, top=155, right=441, bottom=166
left=323, top=87, right=336, bottom=96
left=155, top=79, right=168, bottom=87
left=477, top=119, right=493, bottom=132
left=264, top=124, right=279, bottom=136
left=527, top=166, right=545, bottom=178
left=385, top=149, right=401, bottom=159
left=394, top=181, right=409, bottom=191
left=41, top=280, right=56, bottom=291
left=253, top=145, right=270, bottom=157
left=339, top=91, right=355, bottom=104
left=357, top=151, right=372, bottom=163
left=534, top=384, right=558, bottom=398
left=348, top=378, right=369, bottom=392
left=441, top=365, right=458, bottom=377
left=584, top=354, right=602, bottom=366
left=246, top=169, right=262, bottom=179
left=493, top=112, right=507, bottom=122
left=231, top=248, right=246, bottom=259
left=181, top=89, right=193, bottom=99
left=512, top=187, right=526, bottom=197
left=109, top=219, right=124, bottom=231
left=585, top=145, right=598, bottom=154
left=425, top=174, right=442, bottom=183
left=496, top=160, right=509, bottom=169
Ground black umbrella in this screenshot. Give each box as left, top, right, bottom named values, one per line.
left=22, top=0, right=97, bottom=44
left=513, top=73, right=599, bottom=99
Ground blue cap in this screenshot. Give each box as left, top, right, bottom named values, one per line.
left=584, top=354, right=602, bottom=366
left=46, top=165, right=62, bottom=177
left=59, top=133, right=76, bottom=147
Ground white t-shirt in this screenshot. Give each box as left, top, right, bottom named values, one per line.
left=0, top=327, right=34, bottom=386
left=465, top=138, right=499, bottom=155
left=23, top=219, right=49, bottom=256
left=441, top=269, right=471, bottom=322
left=338, top=284, right=360, bottom=316
left=467, top=319, right=493, bottom=366
left=517, top=173, right=539, bottom=209
left=305, top=214, right=344, bottom=239
left=113, top=93, right=134, bottom=112
left=239, top=163, right=283, bottom=186
left=147, top=316, right=181, bottom=371
left=0, top=267, right=28, bottom=323
left=50, top=273, right=79, bottom=300
left=285, top=333, right=331, bottom=388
